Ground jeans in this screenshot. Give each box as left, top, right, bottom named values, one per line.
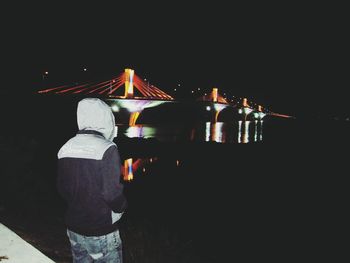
left=67, top=229, right=123, bottom=263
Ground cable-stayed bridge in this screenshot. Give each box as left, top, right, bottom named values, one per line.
left=38, top=68, right=293, bottom=125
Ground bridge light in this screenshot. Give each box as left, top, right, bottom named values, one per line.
left=42, top=71, right=49, bottom=81
left=111, top=104, right=119, bottom=112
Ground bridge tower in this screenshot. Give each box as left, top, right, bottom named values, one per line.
left=123, top=68, right=139, bottom=125
left=210, top=87, right=228, bottom=122
left=212, top=87, right=218, bottom=102
left=253, top=105, right=266, bottom=120
left=212, top=87, right=220, bottom=122
left=124, top=68, right=134, bottom=98
left=238, top=97, right=253, bottom=121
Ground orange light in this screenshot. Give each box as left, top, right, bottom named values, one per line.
left=123, top=158, right=133, bottom=181
left=212, top=88, right=218, bottom=102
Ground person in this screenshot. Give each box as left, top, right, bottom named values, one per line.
left=56, top=98, right=127, bottom=262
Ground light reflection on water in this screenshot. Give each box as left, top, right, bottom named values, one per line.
left=124, top=125, right=157, bottom=138
left=122, top=156, right=163, bottom=182
left=193, top=121, right=264, bottom=143
left=117, top=120, right=264, bottom=144
left=118, top=121, right=264, bottom=181
left=118, top=124, right=185, bottom=142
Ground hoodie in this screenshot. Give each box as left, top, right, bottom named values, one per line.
left=57, top=98, right=127, bottom=236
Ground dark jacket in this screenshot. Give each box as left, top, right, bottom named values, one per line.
left=57, top=98, right=127, bottom=236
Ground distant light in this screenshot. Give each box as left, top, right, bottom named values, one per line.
left=174, top=88, right=177, bottom=91
left=111, top=104, right=119, bottom=112
left=144, top=78, right=147, bottom=81
left=198, top=88, right=200, bottom=90
left=205, top=122, right=211, bottom=142
left=83, top=68, right=87, bottom=71
left=177, top=83, right=181, bottom=86
left=44, top=71, right=49, bottom=75
left=191, top=90, right=194, bottom=93
left=206, top=106, right=211, bottom=111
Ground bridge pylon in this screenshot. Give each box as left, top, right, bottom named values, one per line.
left=212, top=87, right=218, bottom=102
left=238, top=97, right=253, bottom=121
left=124, top=68, right=134, bottom=98
left=197, top=87, right=229, bottom=122
left=252, top=105, right=266, bottom=120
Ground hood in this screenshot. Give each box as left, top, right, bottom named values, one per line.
left=77, top=98, right=116, bottom=141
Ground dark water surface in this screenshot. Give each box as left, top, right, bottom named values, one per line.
left=1, top=95, right=349, bottom=262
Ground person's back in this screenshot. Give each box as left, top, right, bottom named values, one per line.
left=57, top=98, right=127, bottom=262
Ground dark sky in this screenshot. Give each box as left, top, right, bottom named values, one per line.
left=2, top=3, right=349, bottom=117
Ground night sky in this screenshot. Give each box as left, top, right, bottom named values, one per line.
left=2, top=3, right=349, bottom=118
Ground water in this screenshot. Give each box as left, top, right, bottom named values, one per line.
left=111, top=100, right=350, bottom=261
left=1, top=95, right=349, bottom=261
left=117, top=120, right=264, bottom=144
left=114, top=117, right=349, bottom=261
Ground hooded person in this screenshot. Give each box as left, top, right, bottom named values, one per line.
left=57, top=98, right=127, bottom=262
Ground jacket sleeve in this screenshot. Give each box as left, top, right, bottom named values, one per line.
left=56, top=160, right=70, bottom=202
left=101, top=145, right=128, bottom=213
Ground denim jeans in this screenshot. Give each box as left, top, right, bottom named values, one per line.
left=67, top=229, right=123, bottom=263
